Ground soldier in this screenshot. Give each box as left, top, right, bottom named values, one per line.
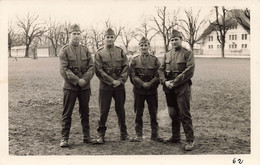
left=59, top=24, right=94, bottom=147
left=158, top=30, right=195, bottom=151
left=94, top=28, right=130, bottom=144
left=129, top=37, right=163, bottom=142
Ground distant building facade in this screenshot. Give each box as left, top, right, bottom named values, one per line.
left=10, top=44, right=62, bottom=58
left=198, top=23, right=250, bottom=56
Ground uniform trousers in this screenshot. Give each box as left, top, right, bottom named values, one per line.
left=134, top=93, right=159, bottom=137
left=61, top=89, right=91, bottom=140
left=97, top=89, right=128, bottom=137
left=165, top=91, right=194, bottom=142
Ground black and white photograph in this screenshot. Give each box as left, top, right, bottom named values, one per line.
left=0, top=0, right=259, bottom=164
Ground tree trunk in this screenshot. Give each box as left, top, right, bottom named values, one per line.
left=33, top=46, right=38, bottom=60
left=125, top=44, right=129, bottom=54
left=163, top=37, right=168, bottom=52
left=25, top=45, right=29, bottom=58
left=189, top=43, right=194, bottom=53
left=8, top=46, right=12, bottom=57
left=221, top=44, right=225, bottom=58
left=54, top=46, right=58, bottom=57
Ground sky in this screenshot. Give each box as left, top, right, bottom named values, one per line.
left=6, top=1, right=211, bottom=27
left=4, top=1, right=220, bottom=48
left=3, top=1, right=250, bottom=49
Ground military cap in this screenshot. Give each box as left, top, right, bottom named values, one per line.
left=139, top=37, right=150, bottom=45
left=171, top=29, right=182, bottom=38
left=104, top=28, right=115, bottom=36
left=69, top=24, right=81, bottom=33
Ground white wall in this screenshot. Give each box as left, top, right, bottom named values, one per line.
left=201, top=24, right=250, bottom=56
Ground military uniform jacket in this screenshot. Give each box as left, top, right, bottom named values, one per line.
left=158, top=46, right=195, bottom=94
left=59, top=44, right=94, bottom=91
left=95, top=46, right=128, bottom=90
left=130, top=54, right=160, bottom=95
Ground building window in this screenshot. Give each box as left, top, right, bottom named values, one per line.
left=229, top=44, right=231, bottom=49
left=235, top=35, right=237, bottom=40
left=229, top=35, right=231, bottom=40
left=230, top=25, right=237, bottom=29
left=208, top=45, right=213, bottom=49
left=208, top=36, right=213, bottom=41
left=242, top=44, right=248, bottom=49
left=242, top=34, right=248, bottom=40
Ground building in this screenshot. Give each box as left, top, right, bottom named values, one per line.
left=10, top=44, right=61, bottom=58
left=198, top=9, right=250, bottom=56
left=11, top=46, right=33, bottom=57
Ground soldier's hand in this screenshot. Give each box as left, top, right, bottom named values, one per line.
left=78, top=79, right=86, bottom=87
left=143, top=82, right=151, bottom=89
left=169, top=82, right=174, bottom=89
left=165, top=81, right=174, bottom=89
left=113, top=80, right=121, bottom=88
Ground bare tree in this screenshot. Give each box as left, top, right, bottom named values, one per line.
left=44, top=18, right=63, bottom=56
left=59, top=20, right=71, bottom=46
left=89, top=26, right=104, bottom=52
left=81, top=28, right=92, bottom=47
left=152, top=6, right=179, bottom=52
left=104, top=19, right=123, bottom=40
left=210, top=6, right=236, bottom=58
left=178, top=9, right=204, bottom=52
left=120, top=27, right=136, bottom=53
left=232, top=8, right=250, bottom=34
left=135, top=17, right=158, bottom=43
left=17, top=12, right=47, bottom=57
left=8, top=21, right=15, bottom=57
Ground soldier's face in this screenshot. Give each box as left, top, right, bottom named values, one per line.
left=104, top=35, right=115, bottom=46
left=171, top=37, right=182, bottom=49
left=70, top=31, right=81, bottom=43
left=139, top=42, right=150, bottom=54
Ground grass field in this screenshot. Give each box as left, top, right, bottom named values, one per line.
left=8, top=57, right=250, bottom=155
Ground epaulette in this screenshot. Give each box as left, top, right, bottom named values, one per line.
left=97, top=47, right=104, bottom=52
left=115, top=46, right=124, bottom=51
left=61, top=44, right=69, bottom=50
left=80, top=44, right=87, bottom=48
left=149, top=54, right=157, bottom=58
left=166, top=49, right=172, bottom=53
left=132, top=54, right=140, bottom=59
left=80, top=44, right=89, bottom=50
left=182, top=47, right=192, bottom=54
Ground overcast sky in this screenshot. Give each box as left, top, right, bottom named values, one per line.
left=6, top=1, right=212, bottom=27
left=3, top=1, right=249, bottom=48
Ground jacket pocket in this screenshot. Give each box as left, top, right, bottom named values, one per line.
left=81, top=56, right=89, bottom=66
left=67, top=56, right=76, bottom=66
left=176, top=61, right=186, bottom=72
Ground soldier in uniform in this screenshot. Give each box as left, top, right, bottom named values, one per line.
left=158, top=30, right=195, bottom=151
left=129, top=37, right=163, bottom=142
left=59, top=24, right=94, bottom=147
left=94, top=28, right=130, bottom=144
